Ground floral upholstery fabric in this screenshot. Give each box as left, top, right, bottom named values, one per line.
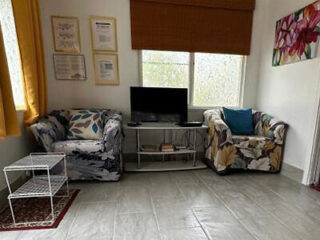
left=30, top=109, right=122, bottom=181
left=67, top=109, right=103, bottom=140
left=232, top=135, right=271, bottom=149
left=52, top=140, right=104, bottom=155
left=204, top=109, right=288, bottom=174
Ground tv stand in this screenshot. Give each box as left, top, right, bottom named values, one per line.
left=123, top=122, right=208, bottom=172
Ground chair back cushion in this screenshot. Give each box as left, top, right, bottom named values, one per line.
left=67, top=109, right=103, bottom=140
left=223, top=107, right=254, bottom=135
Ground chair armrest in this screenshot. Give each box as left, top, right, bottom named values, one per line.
left=204, top=109, right=232, bottom=146
left=270, top=121, right=289, bottom=145
left=259, top=114, right=288, bottom=145
left=30, top=119, right=60, bottom=152
left=206, top=117, right=233, bottom=165
left=204, top=109, right=223, bottom=126
left=103, top=113, right=122, bottom=155
left=208, top=118, right=233, bottom=147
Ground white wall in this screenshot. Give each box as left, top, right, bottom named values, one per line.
left=39, top=0, right=263, bottom=153
left=3, top=0, right=317, bottom=193
left=39, top=0, right=138, bottom=118
left=0, top=112, right=33, bottom=191
left=255, top=0, right=320, bottom=173
left=242, top=0, right=268, bottom=108
left=39, top=0, right=261, bottom=115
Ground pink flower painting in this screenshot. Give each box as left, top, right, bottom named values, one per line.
left=273, top=1, right=320, bottom=66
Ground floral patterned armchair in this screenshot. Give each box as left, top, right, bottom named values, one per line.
left=30, top=109, right=122, bottom=181
left=204, top=109, right=289, bottom=174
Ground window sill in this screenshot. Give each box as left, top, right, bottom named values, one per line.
left=188, top=105, right=242, bottom=110
left=188, top=106, right=221, bottom=111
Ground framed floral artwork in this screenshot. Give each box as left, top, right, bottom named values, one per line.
left=273, top=1, right=320, bottom=66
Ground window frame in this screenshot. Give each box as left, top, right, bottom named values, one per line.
left=139, top=50, right=246, bottom=109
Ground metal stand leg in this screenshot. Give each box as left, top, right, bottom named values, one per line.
left=64, top=155, right=69, bottom=197
left=56, top=155, right=69, bottom=198
left=162, top=130, right=166, bottom=162
left=170, top=129, right=174, bottom=162
left=137, top=129, right=141, bottom=169
left=49, top=195, right=54, bottom=223
left=4, top=171, right=16, bottom=225
left=47, top=168, right=55, bottom=223
left=8, top=198, right=16, bottom=226
left=193, top=129, right=197, bottom=167
left=185, top=130, right=189, bottom=162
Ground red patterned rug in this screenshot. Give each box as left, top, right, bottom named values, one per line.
left=311, top=184, right=320, bottom=192
left=0, top=189, right=79, bottom=232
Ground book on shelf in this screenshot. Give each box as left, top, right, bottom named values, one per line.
left=160, top=144, right=175, bottom=152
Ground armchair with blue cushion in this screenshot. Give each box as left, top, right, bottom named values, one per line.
left=204, top=109, right=289, bottom=174
left=30, top=109, right=122, bottom=181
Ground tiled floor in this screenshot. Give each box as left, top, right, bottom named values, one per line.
left=281, top=163, right=304, bottom=183
left=1, top=166, right=320, bottom=240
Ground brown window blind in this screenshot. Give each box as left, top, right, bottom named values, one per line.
left=130, top=0, right=255, bottom=55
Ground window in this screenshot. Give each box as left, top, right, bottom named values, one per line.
left=0, top=0, right=25, bottom=109
left=141, top=50, right=244, bottom=107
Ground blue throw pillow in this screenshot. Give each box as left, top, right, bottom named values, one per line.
left=223, top=107, right=254, bottom=135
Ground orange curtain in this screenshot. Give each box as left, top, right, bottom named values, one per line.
left=0, top=25, right=21, bottom=139
left=12, top=0, right=47, bottom=124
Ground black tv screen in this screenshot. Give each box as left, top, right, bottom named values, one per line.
left=130, top=87, right=188, bottom=123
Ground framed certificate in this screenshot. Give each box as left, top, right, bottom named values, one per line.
left=93, top=53, right=119, bottom=85
left=51, top=16, right=81, bottom=53
left=90, top=17, right=118, bottom=52
left=53, top=54, right=86, bottom=80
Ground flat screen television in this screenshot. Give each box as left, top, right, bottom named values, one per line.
left=130, top=87, right=188, bottom=123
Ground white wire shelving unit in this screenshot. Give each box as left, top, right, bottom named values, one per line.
left=124, top=123, right=208, bottom=171
left=3, top=153, right=69, bottom=226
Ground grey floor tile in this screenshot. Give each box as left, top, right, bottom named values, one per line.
left=66, top=201, right=115, bottom=240
left=18, top=198, right=80, bottom=240
left=240, top=215, right=301, bottom=240
left=154, top=202, right=200, bottom=230
left=0, top=231, right=22, bottom=240
left=193, top=206, right=239, bottom=224
left=2, top=168, right=320, bottom=240
left=306, top=206, right=320, bottom=221
left=151, top=195, right=187, bottom=209
left=261, top=202, right=320, bottom=240
left=204, top=223, right=255, bottom=240
left=149, top=173, right=173, bottom=185
left=118, top=195, right=153, bottom=214
left=193, top=207, right=254, bottom=240
left=119, top=173, right=152, bottom=187
left=281, top=163, right=303, bottom=183
left=75, top=182, right=119, bottom=203
left=114, top=212, right=160, bottom=240
left=149, top=183, right=184, bottom=199
left=218, top=192, right=267, bottom=219
left=178, top=184, right=223, bottom=208
left=169, top=171, right=202, bottom=186
left=118, top=185, right=149, bottom=198
left=160, top=227, right=208, bottom=240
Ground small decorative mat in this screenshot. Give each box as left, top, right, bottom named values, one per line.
left=0, top=189, right=79, bottom=231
